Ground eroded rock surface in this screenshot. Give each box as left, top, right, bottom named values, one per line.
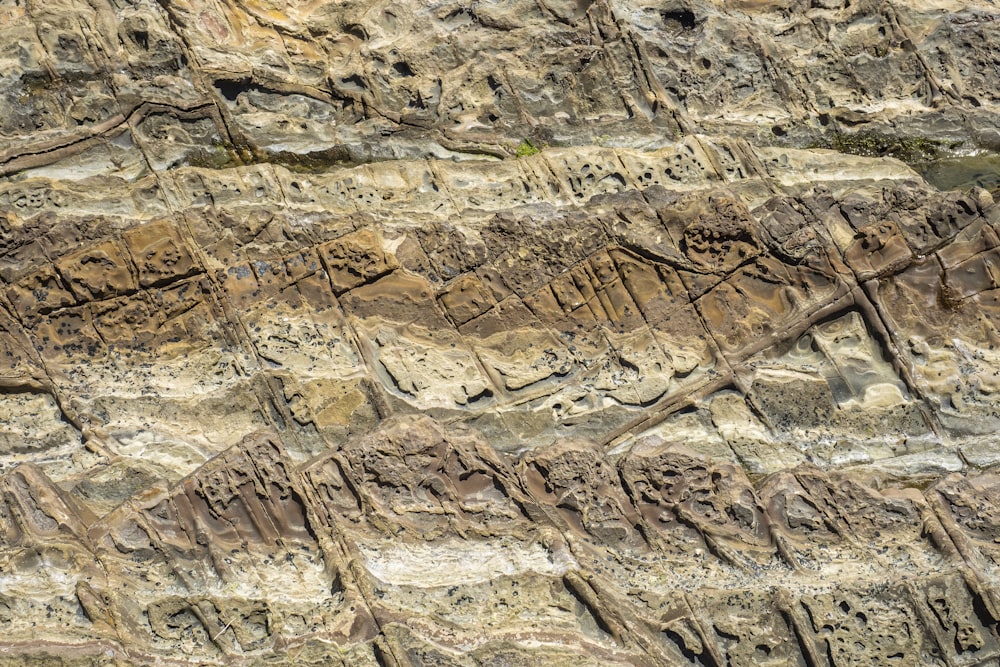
left=2, top=0, right=1000, bottom=663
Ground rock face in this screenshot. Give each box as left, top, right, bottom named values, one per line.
left=2, top=0, right=1000, bottom=664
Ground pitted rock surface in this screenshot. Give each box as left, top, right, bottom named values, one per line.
left=2, top=0, right=1000, bottom=664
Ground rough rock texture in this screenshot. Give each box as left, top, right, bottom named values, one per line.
left=2, top=0, right=1000, bottom=664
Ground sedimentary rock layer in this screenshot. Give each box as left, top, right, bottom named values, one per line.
left=4, top=416, right=1000, bottom=665
left=2, top=0, right=1000, bottom=663
left=5, top=138, right=1000, bottom=665
left=3, top=139, right=996, bottom=481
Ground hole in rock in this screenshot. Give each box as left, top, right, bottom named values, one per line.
left=343, top=24, right=368, bottom=40
left=132, top=30, right=149, bottom=50
left=215, top=78, right=253, bottom=103
left=662, top=9, right=697, bottom=30
left=392, top=61, right=414, bottom=77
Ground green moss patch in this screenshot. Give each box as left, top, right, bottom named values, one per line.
left=515, top=138, right=541, bottom=157
left=810, top=130, right=945, bottom=164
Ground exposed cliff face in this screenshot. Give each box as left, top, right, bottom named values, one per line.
left=2, top=0, right=1000, bottom=663
left=6, top=417, right=1000, bottom=665
left=3, top=0, right=1000, bottom=179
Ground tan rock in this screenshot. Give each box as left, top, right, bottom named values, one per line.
left=1, top=0, right=1000, bottom=661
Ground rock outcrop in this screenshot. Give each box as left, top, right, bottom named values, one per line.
left=6, top=417, right=1000, bottom=664
left=2, top=0, right=1000, bottom=663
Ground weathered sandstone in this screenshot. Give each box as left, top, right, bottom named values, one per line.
left=1, top=0, right=1000, bottom=663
